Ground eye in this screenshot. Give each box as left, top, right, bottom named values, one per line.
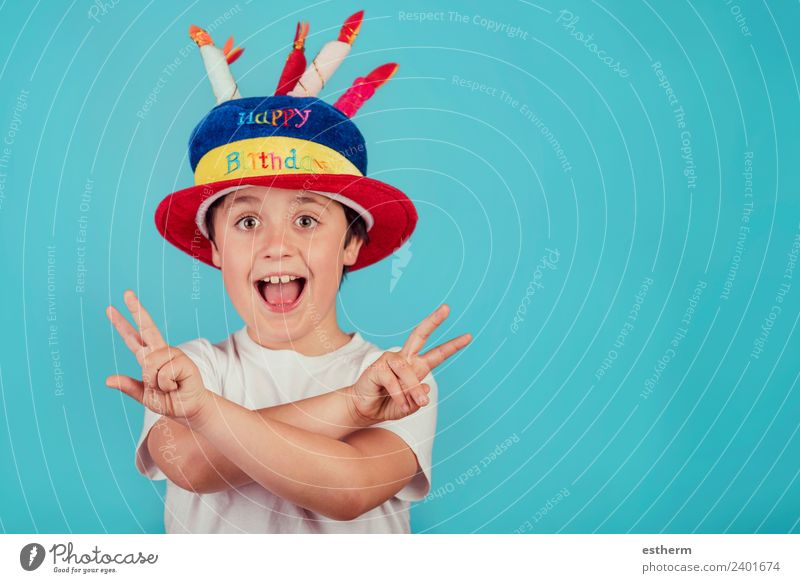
left=295, top=215, right=318, bottom=229
left=235, top=215, right=261, bottom=230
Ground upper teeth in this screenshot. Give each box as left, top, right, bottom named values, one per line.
left=263, top=275, right=299, bottom=284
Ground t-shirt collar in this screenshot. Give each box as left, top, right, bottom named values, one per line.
left=235, top=326, right=366, bottom=369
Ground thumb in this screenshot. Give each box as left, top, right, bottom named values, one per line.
left=105, top=375, right=145, bottom=404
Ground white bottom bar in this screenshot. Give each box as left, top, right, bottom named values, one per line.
left=1, top=534, right=797, bottom=582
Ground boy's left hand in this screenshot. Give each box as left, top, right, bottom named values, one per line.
left=348, top=304, right=471, bottom=424
left=105, top=290, right=212, bottom=424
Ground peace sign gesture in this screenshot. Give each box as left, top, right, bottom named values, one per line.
left=349, top=304, right=472, bottom=423
left=105, top=290, right=211, bottom=423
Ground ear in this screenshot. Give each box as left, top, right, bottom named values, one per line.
left=342, top=235, right=364, bottom=267
left=210, top=239, right=222, bottom=268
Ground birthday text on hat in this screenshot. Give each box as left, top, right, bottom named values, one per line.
left=237, top=108, right=312, bottom=128
left=225, top=148, right=328, bottom=174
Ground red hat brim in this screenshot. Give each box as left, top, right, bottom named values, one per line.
left=155, top=173, right=417, bottom=271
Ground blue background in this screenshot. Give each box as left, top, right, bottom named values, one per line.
left=0, top=0, right=798, bottom=534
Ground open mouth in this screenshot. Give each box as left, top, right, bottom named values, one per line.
left=255, top=275, right=307, bottom=313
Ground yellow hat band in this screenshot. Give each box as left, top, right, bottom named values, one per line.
left=193, top=136, right=363, bottom=185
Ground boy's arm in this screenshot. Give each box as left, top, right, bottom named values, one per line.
left=148, top=384, right=371, bottom=493
left=114, top=292, right=459, bottom=511
left=186, top=389, right=419, bottom=520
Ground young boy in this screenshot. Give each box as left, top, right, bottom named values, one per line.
left=104, top=15, right=471, bottom=533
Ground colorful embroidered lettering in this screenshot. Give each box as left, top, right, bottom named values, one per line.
left=261, top=151, right=282, bottom=170
left=236, top=108, right=312, bottom=128
left=225, top=148, right=324, bottom=173
left=285, top=149, right=298, bottom=169
left=294, top=109, right=311, bottom=127
left=226, top=152, right=240, bottom=174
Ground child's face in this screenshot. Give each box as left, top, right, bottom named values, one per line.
left=209, top=186, right=363, bottom=348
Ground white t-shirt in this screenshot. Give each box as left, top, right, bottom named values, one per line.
left=134, top=326, right=437, bottom=534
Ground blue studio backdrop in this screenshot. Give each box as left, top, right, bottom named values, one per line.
left=0, top=0, right=798, bottom=533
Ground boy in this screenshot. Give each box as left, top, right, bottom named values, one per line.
left=104, top=15, right=471, bottom=533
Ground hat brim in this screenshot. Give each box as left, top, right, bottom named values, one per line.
left=155, top=173, right=417, bottom=271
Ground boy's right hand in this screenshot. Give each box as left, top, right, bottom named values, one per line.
left=347, top=304, right=471, bottom=424
left=105, top=290, right=212, bottom=425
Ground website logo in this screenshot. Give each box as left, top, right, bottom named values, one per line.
left=20, top=543, right=46, bottom=571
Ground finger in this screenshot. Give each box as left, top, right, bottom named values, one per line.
left=106, top=305, right=146, bottom=363
left=377, top=366, right=408, bottom=413
left=386, top=356, right=421, bottom=411
left=401, top=304, right=450, bottom=357
left=407, top=383, right=427, bottom=408
left=407, top=356, right=432, bottom=384
left=124, top=290, right=167, bottom=351
left=421, top=332, right=472, bottom=371
left=142, top=346, right=177, bottom=391
left=413, top=383, right=430, bottom=407
left=142, top=386, right=168, bottom=416
left=157, top=361, right=180, bottom=392
left=105, top=375, right=145, bottom=404
left=157, top=351, right=194, bottom=393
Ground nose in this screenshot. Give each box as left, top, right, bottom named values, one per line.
left=255, top=219, right=295, bottom=261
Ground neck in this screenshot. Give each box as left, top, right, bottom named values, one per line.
left=246, top=304, right=354, bottom=356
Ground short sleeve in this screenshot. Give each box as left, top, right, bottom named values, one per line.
left=359, top=347, right=439, bottom=502
left=134, top=337, right=221, bottom=481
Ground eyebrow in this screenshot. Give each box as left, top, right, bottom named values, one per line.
left=221, top=193, right=328, bottom=216
left=293, top=195, right=327, bottom=208
left=224, top=194, right=263, bottom=210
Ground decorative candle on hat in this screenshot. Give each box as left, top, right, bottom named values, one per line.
left=287, top=10, right=364, bottom=98
left=189, top=25, right=245, bottom=104
left=334, top=62, right=399, bottom=118
left=275, top=21, right=310, bottom=96
left=162, top=9, right=417, bottom=272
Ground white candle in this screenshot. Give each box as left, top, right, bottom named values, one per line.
left=199, top=43, right=241, bottom=104
left=287, top=41, right=351, bottom=97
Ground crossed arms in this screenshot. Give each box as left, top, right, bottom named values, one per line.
left=144, top=386, right=422, bottom=520
left=108, top=291, right=470, bottom=521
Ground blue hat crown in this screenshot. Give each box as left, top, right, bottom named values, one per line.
left=188, top=96, right=367, bottom=175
